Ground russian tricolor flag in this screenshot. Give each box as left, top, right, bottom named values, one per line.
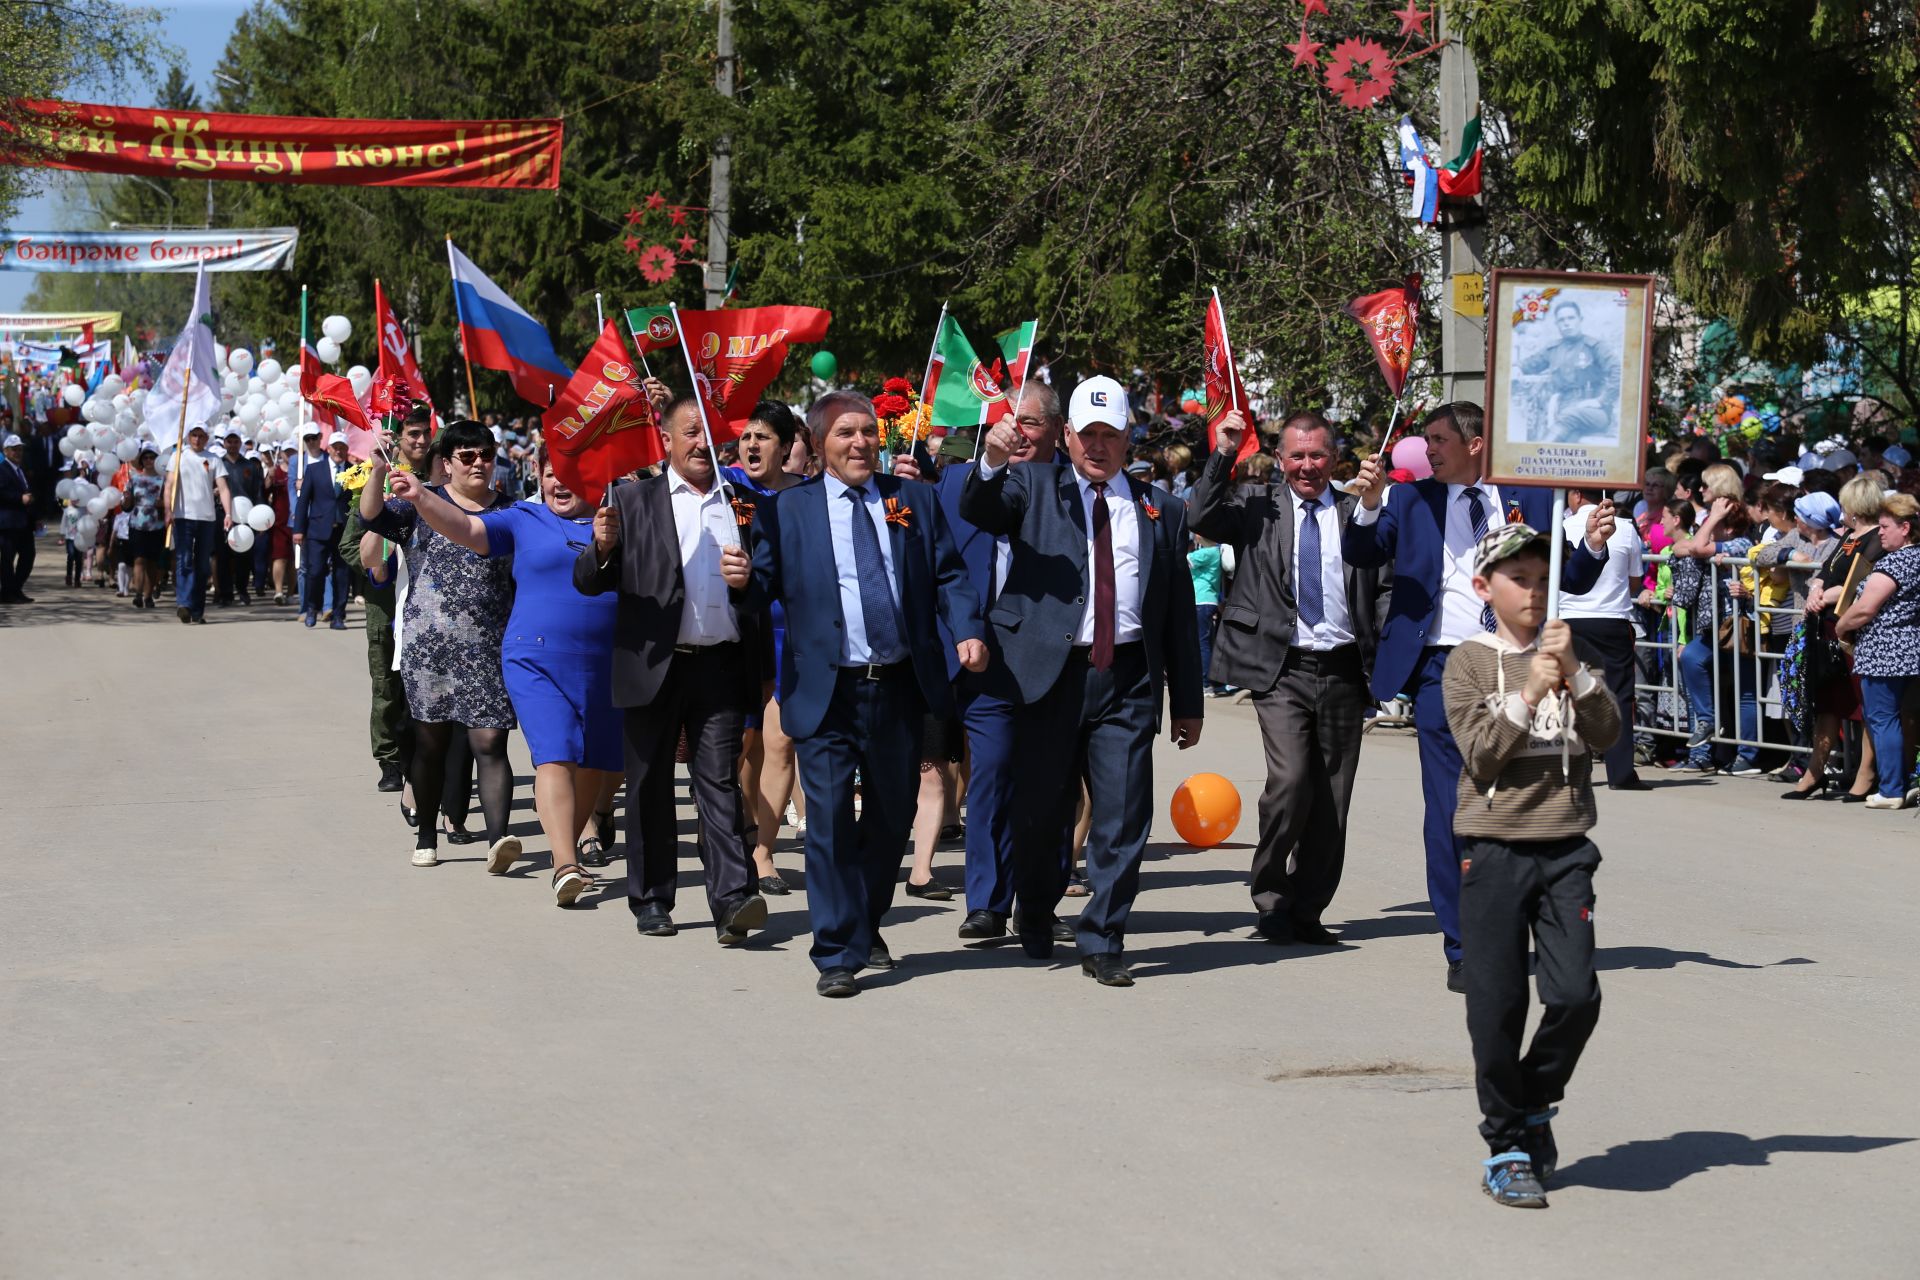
left=447, top=238, right=571, bottom=409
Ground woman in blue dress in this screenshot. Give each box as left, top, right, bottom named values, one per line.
left=722, top=400, right=805, bottom=894
left=380, top=448, right=620, bottom=906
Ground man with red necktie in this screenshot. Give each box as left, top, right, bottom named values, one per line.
left=961, top=375, right=1205, bottom=987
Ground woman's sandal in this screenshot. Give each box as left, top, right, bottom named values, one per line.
left=553, top=863, right=591, bottom=907
left=443, top=822, right=480, bottom=845
left=577, top=834, right=608, bottom=868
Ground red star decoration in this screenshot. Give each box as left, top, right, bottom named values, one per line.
left=1287, top=31, right=1322, bottom=67
left=1392, top=1, right=1431, bottom=37
left=624, top=207, right=643, bottom=226
left=1300, top=0, right=1327, bottom=15
left=622, top=236, right=640, bottom=255
left=644, top=191, right=667, bottom=211
left=676, top=233, right=699, bottom=255
left=668, top=206, right=689, bottom=226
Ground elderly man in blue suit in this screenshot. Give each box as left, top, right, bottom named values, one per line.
left=1343, top=401, right=1616, bottom=993
left=961, top=375, right=1205, bottom=987
left=291, top=430, right=353, bottom=630
left=751, top=389, right=988, bottom=999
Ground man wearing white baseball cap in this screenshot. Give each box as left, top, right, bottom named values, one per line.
left=961, top=374, right=1205, bottom=987
left=291, top=428, right=353, bottom=629
left=0, top=433, right=36, bottom=603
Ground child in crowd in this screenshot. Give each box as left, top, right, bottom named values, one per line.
left=1444, top=525, right=1621, bottom=1209
left=59, top=499, right=85, bottom=588
left=1188, top=533, right=1226, bottom=697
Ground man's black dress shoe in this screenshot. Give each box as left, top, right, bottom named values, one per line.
left=1018, top=932, right=1054, bottom=960
left=1290, top=920, right=1341, bottom=947
left=904, top=878, right=953, bottom=901
left=634, top=904, right=678, bottom=937
left=957, top=909, right=1007, bottom=941
left=1446, top=961, right=1466, bottom=994
left=376, top=762, right=404, bottom=793
left=717, top=894, right=768, bottom=945
left=867, top=942, right=897, bottom=970
left=816, top=968, right=858, bottom=998
left=1013, top=912, right=1075, bottom=944
left=1255, top=912, right=1294, bottom=944
left=1081, top=954, right=1133, bottom=987
left=1608, top=777, right=1653, bottom=791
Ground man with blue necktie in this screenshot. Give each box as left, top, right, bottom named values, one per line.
left=750, top=390, right=988, bottom=998
left=1343, top=402, right=1616, bottom=992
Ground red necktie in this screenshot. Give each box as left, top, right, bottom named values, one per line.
left=1091, top=482, right=1115, bottom=670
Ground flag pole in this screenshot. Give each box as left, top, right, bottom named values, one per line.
left=163, top=364, right=191, bottom=551
left=667, top=301, right=739, bottom=546
left=446, top=237, right=481, bottom=419
left=595, top=292, right=604, bottom=329
left=914, top=301, right=947, bottom=460
left=619, top=307, right=656, bottom=380
left=1211, top=286, right=1247, bottom=420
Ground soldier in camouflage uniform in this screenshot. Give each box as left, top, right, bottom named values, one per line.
left=340, top=407, right=437, bottom=792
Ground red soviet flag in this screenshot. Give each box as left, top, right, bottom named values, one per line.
left=675, top=304, right=831, bottom=441
left=542, top=320, right=662, bottom=505
left=1345, top=275, right=1422, bottom=398
left=369, top=278, right=434, bottom=418
left=1203, top=289, right=1257, bottom=467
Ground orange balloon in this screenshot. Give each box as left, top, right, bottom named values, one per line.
left=1170, top=772, right=1241, bottom=848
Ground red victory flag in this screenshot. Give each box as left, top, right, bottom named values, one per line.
left=1203, top=289, right=1257, bottom=467
left=675, top=304, right=831, bottom=441
left=299, top=340, right=369, bottom=431
left=369, top=278, right=433, bottom=418
left=1345, top=276, right=1421, bottom=398
left=542, top=320, right=662, bottom=505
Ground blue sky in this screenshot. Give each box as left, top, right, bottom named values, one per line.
left=0, top=0, right=252, bottom=309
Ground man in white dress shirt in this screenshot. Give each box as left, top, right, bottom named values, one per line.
left=1190, top=410, right=1392, bottom=943
left=1561, top=486, right=1648, bottom=790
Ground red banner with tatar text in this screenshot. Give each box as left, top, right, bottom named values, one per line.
left=5, top=99, right=562, bottom=190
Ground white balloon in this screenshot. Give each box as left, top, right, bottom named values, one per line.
left=247, top=504, right=275, bottom=532
left=116, top=438, right=140, bottom=462
left=61, top=384, right=85, bottom=407
left=346, top=363, right=371, bottom=385
left=87, top=496, right=108, bottom=518
left=237, top=404, right=264, bottom=427
left=220, top=392, right=237, bottom=411
left=223, top=372, right=244, bottom=396
left=55, top=479, right=74, bottom=500
left=116, top=410, right=137, bottom=432
left=111, top=393, right=129, bottom=410
left=99, top=375, right=124, bottom=398
left=257, top=358, right=284, bottom=385
left=316, top=336, right=342, bottom=365
left=247, top=376, right=265, bottom=396
left=58, top=437, right=77, bottom=457
left=80, top=400, right=106, bottom=424
left=215, top=342, right=230, bottom=370
left=230, top=495, right=254, bottom=522
left=130, top=389, right=148, bottom=412
left=226, top=524, right=255, bottom=552
left=277, top=389, right=301, bottom=411
left=75, top=515, right=98, bottom=541
left=321, top=315, right=352, bottom=345
left=228, top=348, right=254, bottom=376
left=89, top=424, right=115, bottom=448
left=103, top=486, right=123, bottom=508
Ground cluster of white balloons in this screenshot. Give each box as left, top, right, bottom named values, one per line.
left=219, top=343, right=310, bottom=452
left=55, top=374, right=149, bottom=535
left=51, top=471, right=122, bottom=545
left=316, top=314, right=352, bottom=367
left=224, top=493, right=277, bottom=552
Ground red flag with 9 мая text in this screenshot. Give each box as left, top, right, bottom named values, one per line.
left=542, top=320, right=661, bottom=505
left=1202, top=292, right=1257, bottom=467
left=1345, top=276, right=1422, bottom=399
left=676, top=305, right=831, bottom=441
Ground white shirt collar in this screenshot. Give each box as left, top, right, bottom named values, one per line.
left=666, top=465, right=715, bottom=499
left=1073, top=467, right=1125, bottom=500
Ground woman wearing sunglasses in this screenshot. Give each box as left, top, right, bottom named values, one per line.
left=376, top=443, right=620, bottom=907
left=360, top=420, right=520, bottom=877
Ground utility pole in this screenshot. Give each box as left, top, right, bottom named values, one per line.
left=1438, top=5, right=1486, bottom=407
left=704, top=0, right=733, bottom=309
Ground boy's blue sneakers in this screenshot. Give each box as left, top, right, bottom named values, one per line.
left=1482, top=1151, right=1549, bottom=1208
left=1525, top=1107, right=1560, bottom=1182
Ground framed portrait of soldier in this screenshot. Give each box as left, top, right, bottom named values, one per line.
left=1484, top=270, right=1653, bottom=490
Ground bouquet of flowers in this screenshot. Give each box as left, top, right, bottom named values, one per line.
left=872, top=376, right=932, bottom=455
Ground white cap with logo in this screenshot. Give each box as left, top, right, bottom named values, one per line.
left=1067, top=375, right=1130, bottom=434
left=327, top=431, right=349, bottom=447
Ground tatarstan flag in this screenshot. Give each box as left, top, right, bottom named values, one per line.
left=623, top=304, right=679, bottom=354
left=542, top=320, right=661, bottom=505
left=921, top=311, right=1008, bottom=432
left=995, top=319, right=1038, bottom=386
left=1436, top=115, right=1483, bottom=198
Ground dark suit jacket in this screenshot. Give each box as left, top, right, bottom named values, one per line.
left=935, top=460, right=1001, bottom=680
left=291, top=456, right=349, bottom=543
left=1188, top=447, right=1391, bottom=694
left=748, top=472, right=985, bottom=741
left=1342, top=478, right=1604, bottom=701
left=571, top=471, right=762, bottom=710
left=0, top=458, right=33, bottom=533
left=959, top=460, right=1205, bottom=725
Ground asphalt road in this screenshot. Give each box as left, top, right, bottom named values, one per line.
left=3, top=587, right=1915, bottom=1277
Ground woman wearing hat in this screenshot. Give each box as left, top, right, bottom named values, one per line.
left=123, top=443, right=167, bottom=610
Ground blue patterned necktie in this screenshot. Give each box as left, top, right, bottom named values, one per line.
left=845, top=486, right=905, bottom=662
left=1463, top=486, right=1497, bottom=632
left=1297, top=496, right=1324, bottom=627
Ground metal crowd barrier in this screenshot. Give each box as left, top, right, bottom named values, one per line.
left=1632, top=551, right=1808, bottom=759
